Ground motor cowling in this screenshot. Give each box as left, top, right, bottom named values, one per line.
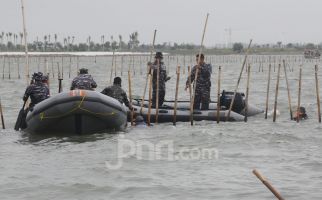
left=220, top=90, right=245, bottom=113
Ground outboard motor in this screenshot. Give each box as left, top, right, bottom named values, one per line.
left=220, top=90, right=245, bottom=113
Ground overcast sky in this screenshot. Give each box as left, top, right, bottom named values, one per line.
left=1, top=0, right=321, bottom=46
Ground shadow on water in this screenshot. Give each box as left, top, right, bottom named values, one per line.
left=18, top=129, right=125, bottom=144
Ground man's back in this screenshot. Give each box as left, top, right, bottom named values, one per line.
left=101, top=85, right=129, bottom=106
left=24, top=82, right=50, bottom=107
left=71, top=74, right=97, bottom=90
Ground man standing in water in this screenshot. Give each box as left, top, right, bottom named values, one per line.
left=70, top=68, right=97, bottom=90
left=148, top=52, right=170, bottom=107
left=185, top=53, right=212, bottom=110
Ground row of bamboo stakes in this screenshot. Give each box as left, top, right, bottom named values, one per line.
left=0, top=54, right=320, bottom=80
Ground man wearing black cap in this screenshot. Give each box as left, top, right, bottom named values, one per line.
left=101, top=77, right=132, bottom=109
left=23, top=72, right=50, bottom=109
left=70, top=68, right=97, bottom=90
left=148, top=52, right=170, bottom=107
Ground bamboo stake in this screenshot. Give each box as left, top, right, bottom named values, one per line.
left=155, top=59, right=160, bottom=124
left=217, top=66, right=221, bottom=123
left=173, top=66, right=180, bottom=125
left=68, top=56, right=72, bottom=78
left=128, top=70, right=134, bottom=126
left=253, top=169, right=285, bottom=200
left=140, top=30, right=157, bottom=114
left=244, top=64, right=251, bottom=122
left=190, top=13, right=209, bottom=126
left=115, top=55, right=117, bottom=77
left=188, top=66, right=192, bottom=103
left=76, top=56, right=79, bottom=75
left=226, top=39, right=253, bottom=121
left=265, top=64, right=272, bottom=119
left=61, top=56, right=64, bottom=79
left=17, top=57, right=21, bottom=79
left=51, top=57, right=55, bottom=78
left=8, top=57, right=11, bottom=79
left=110, top=51, right=115, bottom=84
left=273, top=64, right=281, bottom=122
left=147, top=70, right=153, bottom=126
left=296, top=66, right=302, bottom=123
left=0, top=98, right=5, bottom=129
left=121, top=56, right=124, bottom=76
left=315, top=65, right=321, bottom=123
left=21, top=0, right=30, bottom=84
left=2, top=56, right=5, bottom=79
left=283, top=60, right=293, bottom=120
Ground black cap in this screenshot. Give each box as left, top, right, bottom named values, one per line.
left=79, top=68, right=88, bottom=74
left=32, top=72, right=43, bottom=81
left=114, top=77, right=122, bottom=85
left=155, top=52, right=163, bottom=59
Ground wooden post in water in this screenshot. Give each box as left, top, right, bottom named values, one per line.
left=17, top=57, right=21, bottom=79
left=68, top=56, right=72, bottom=78
left=315, top=65, right=321, bottom=123
left=0, top=98, right=5, bottom=129
left=253, top=169, right=285, bottom=200
left=8, top=57, right=11, bottom=79
left=296, top=66, right=302, bottom=123
left=155, top=59, right=160, bottom=124
left=265, top=64, right=272, bottom=119
left=283, top=60, right=293, bottom=120
left=110, top=51, right=115, bottom=84
left=217, top=66, right=221, bottom=123
left=21, top=0, right=30, bottom=83
left=2, top=56, right=5, bottom=79
left=226, top=39, right=253, bottom=121
left=273, top=64, right=281, bottom=122
left=128, top=70, right=134, bottom=126
left=190, top=13, right=209, bottom=126
left=244, top=64, right=251, bottom=122
left=147, top=70, right=153, bottom=126
left=140, top=30, right=157, bottom=114
left=173, top=66, right=180, bottom=126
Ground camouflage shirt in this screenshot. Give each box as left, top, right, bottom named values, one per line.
left=101, top=84, right=130, bottom=107
left=186, top=63, right=212, bottom=90
left=23, top=81, right=50, bottom=107
left=70, top=74, right=97, bottom=90
left=150, top=61, right=167, bottom=91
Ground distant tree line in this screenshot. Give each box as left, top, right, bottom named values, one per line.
left=0, top=31, right=321, bottom=53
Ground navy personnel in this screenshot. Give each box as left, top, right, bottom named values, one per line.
left=70, top=68, right=97, bottom=90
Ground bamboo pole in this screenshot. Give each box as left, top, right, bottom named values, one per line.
left=253, top=169, right=285, bottom=200
left=2, top=56, right=5, bottom=79
left=296, top=66, right=302, bottom=123
left=128, top=70, right=134, bottom=126
left=17, top=57, right=21, bottom=79
left=173, top=66, right=180, bottom=125
left=244, top=64, right=251, bottom=122
left=110, top=51, right=115, bottom=84
left=226, top=39, right=253, bottom=121
left=0, top=98, right=5, bottom=129
left=283, top=60, right=293, bottom=120
left=68, top=56, right=72, bottom=78
left=265, top=64, right=272, bottom=119
left=147, top=70, right=153, bottom=126
left=8, top=57, right=11, bottom=79
left=188, top=66, right=192, bottom=103
left=190, top=13, right=209, bottom=126
left=273, top=64, right=281, bottom=122
left=315, top=65, right=321, bottom=123
left=155, top=59, right=160, bottom=124
left=217, top=66, right=221, bottom=123
left=21, top=0, right=30, bottom=84
left=140, top=30, right=157, bottom=114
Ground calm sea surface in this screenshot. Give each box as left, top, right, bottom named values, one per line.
left=0, top=54, right=322, bottom=200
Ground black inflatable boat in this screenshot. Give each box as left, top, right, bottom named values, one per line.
left=129, top=91, right=263, bottom=123
left=24, top=90, right=127, bottom=134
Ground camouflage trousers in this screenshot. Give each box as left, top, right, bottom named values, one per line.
left=152, top=89, right=165, bottom=107
left=193, top=89, right=210, bottom=110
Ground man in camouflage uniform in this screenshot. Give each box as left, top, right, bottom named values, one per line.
left=23, top=72, right=50, bottom=109
left=185, top=54, right=212, bottom=110
left=101, top=77, right=132, bottom=109
left=148, top=52, right=170, bottom=107
left=70, top=68, right=97, bottom=90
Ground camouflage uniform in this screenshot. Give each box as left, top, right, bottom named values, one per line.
left=101, top=84, right=130, bottom=108
left=186, top=63, right=212, bottom=110
left=23, top=81, right=50, bottom=108
left=150, top=61, right=168, bottom=107
left=70, top=74, right=97, bottom=90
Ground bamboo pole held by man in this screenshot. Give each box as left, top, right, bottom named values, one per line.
left=128, top=70, right=134, bottom=126
left=315, top=65, right=321, bottom=123
left=265, top=64, right=272, bottom=119
left=296, top=67, right=302, bottom=123
left=244, top=64, right=251, bottom=122
left=217, top=66, right=221, bottom=123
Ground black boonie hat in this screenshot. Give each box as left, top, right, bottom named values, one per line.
left=32, top=72, right=43, bottom=81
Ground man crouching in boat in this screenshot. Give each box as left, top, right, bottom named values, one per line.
left=70, top=68, right=97, bottom=90
left=185, top=53, right=212, bottom=110
left=101, top=77, right=133, bottom=110
left=23, top=72, right=50, bottom=110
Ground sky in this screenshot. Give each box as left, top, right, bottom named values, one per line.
left=0, top=0, right=322, bottom=46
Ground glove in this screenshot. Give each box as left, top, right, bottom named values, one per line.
left=165, top=77, right=171, bottom=82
